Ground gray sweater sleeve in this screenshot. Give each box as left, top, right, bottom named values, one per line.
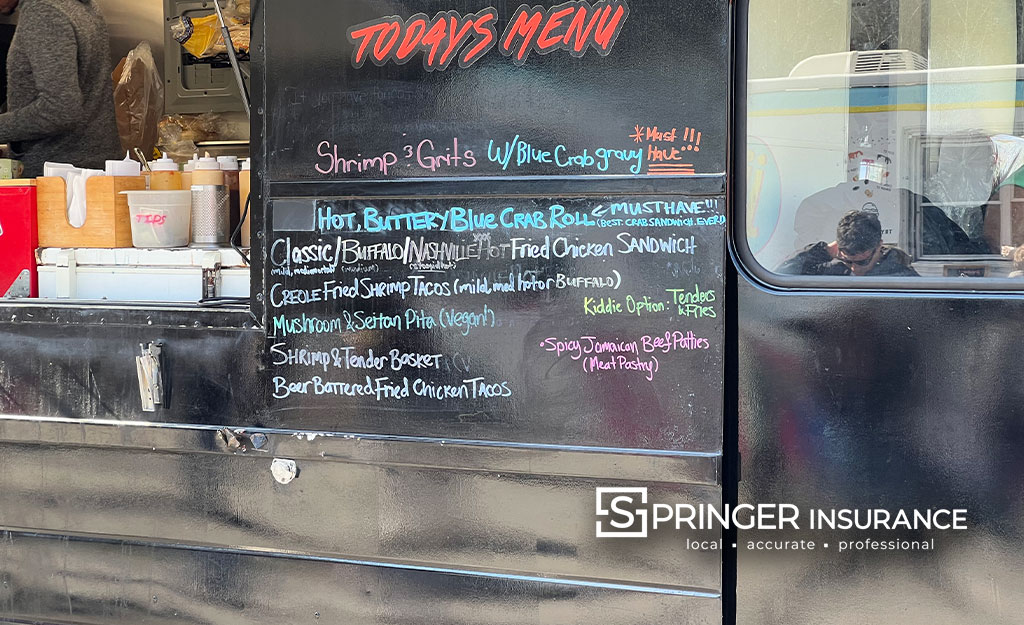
left=0, top=5, right=84, bottom=142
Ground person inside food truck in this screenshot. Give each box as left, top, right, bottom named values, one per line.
left=776, top=210, right=920, bottom=277
left=0, top=0, right=121, bottom=176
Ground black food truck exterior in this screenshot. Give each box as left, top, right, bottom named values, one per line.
left=0, top=1, right=1020, bottom=624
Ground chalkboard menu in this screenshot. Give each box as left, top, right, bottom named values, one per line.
left=267, top=197, right=724, bottom=449
left=262, top=1, right=729, bottom=451
left=265, top=0, right=729, bottom=181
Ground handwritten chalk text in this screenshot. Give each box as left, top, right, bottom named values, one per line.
left=273, top=375, right=512, bottom=401
left=270, top=344, right=444, bottom=373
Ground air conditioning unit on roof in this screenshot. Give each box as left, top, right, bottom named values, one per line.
left=789, top=50, right=929, bottom=77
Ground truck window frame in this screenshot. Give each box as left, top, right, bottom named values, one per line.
left=731, top=0, right=1024, bottom=293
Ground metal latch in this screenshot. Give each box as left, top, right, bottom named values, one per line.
left=201, top=251, right=222, bottom=299
left=136, top=342, right=165, bottom=412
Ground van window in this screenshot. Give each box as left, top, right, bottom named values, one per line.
left=746, top=0, right=1024, bottom=282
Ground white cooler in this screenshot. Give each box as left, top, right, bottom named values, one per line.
left=37, top=247, right=250, bottom=303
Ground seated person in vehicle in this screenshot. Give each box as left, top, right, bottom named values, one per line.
left=776, top=210, right=919, bottom=277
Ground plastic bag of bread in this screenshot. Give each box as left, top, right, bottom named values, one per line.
left=112, top=42, right=164, bottom=157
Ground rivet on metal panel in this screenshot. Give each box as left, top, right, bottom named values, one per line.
left=271, top=458, right=298, bottom=484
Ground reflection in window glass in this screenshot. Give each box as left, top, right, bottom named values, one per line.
left=747, top=0, right=1024, bottom=279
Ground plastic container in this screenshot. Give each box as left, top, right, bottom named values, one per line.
left=150, top=152, right=182, bottom=191
left=181, top=153, right=199, bottom=190
left=106, top=151, right=142, bottom=177
left=192, top=155, right=224, bottom=186
left=122, top=190, right=192, bottom=248
left=0, top=181, right=38, bottom=297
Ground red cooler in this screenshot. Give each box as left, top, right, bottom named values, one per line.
left=0, top=180, right=38, bottom=298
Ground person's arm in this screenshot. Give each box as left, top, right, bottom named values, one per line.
left=0, top=6, right=83, bottom=143
left=775, top=241, right=842, bottom=275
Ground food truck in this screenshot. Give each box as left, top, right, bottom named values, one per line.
left=0, top=1, right=1020, bottom=624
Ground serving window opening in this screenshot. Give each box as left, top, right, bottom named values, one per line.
left=0, top=0, right=252, bottom=308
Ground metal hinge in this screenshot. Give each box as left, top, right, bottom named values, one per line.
left=136, top=342, right=165, bottom=412
left=2, top=269, right=30, bottom=298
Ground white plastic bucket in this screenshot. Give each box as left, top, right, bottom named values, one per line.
left=122, top=190, right=191, bottom=248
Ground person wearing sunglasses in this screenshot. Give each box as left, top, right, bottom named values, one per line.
left=776, top=210, right=919, bottom=277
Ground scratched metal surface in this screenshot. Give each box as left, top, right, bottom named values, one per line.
left=736, top=280, right=1024, bottom=624
left=0, top=431, right=721, bottom=592
left=0, top=531, right=720, bottom=625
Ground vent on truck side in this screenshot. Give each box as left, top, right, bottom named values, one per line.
left=854, top=50, right=929, bottom=73
left=789, top=50, right=929, bottom=77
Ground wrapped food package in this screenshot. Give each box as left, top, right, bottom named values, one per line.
left=170, top=13, right=250, bottom=59
left=158, top=113, right=249, bottom=162
left=231, top=0, right=251, bottom=18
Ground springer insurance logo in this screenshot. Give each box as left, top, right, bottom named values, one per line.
left=595, top=486, right=970, bottom=552
left=595, top=487, right=650, bottom=537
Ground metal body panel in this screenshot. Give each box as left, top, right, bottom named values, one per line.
left=0, top=311, right=264, bottom=425
left=735, top=278, right=1024, bottom=624
left=1, top=2, right=730, bottom=623
left=1, top=0, right=1019, bottom=622
left=0, top=430, right=720, bottom=592
left=0, top=532, right=720, bottom=625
